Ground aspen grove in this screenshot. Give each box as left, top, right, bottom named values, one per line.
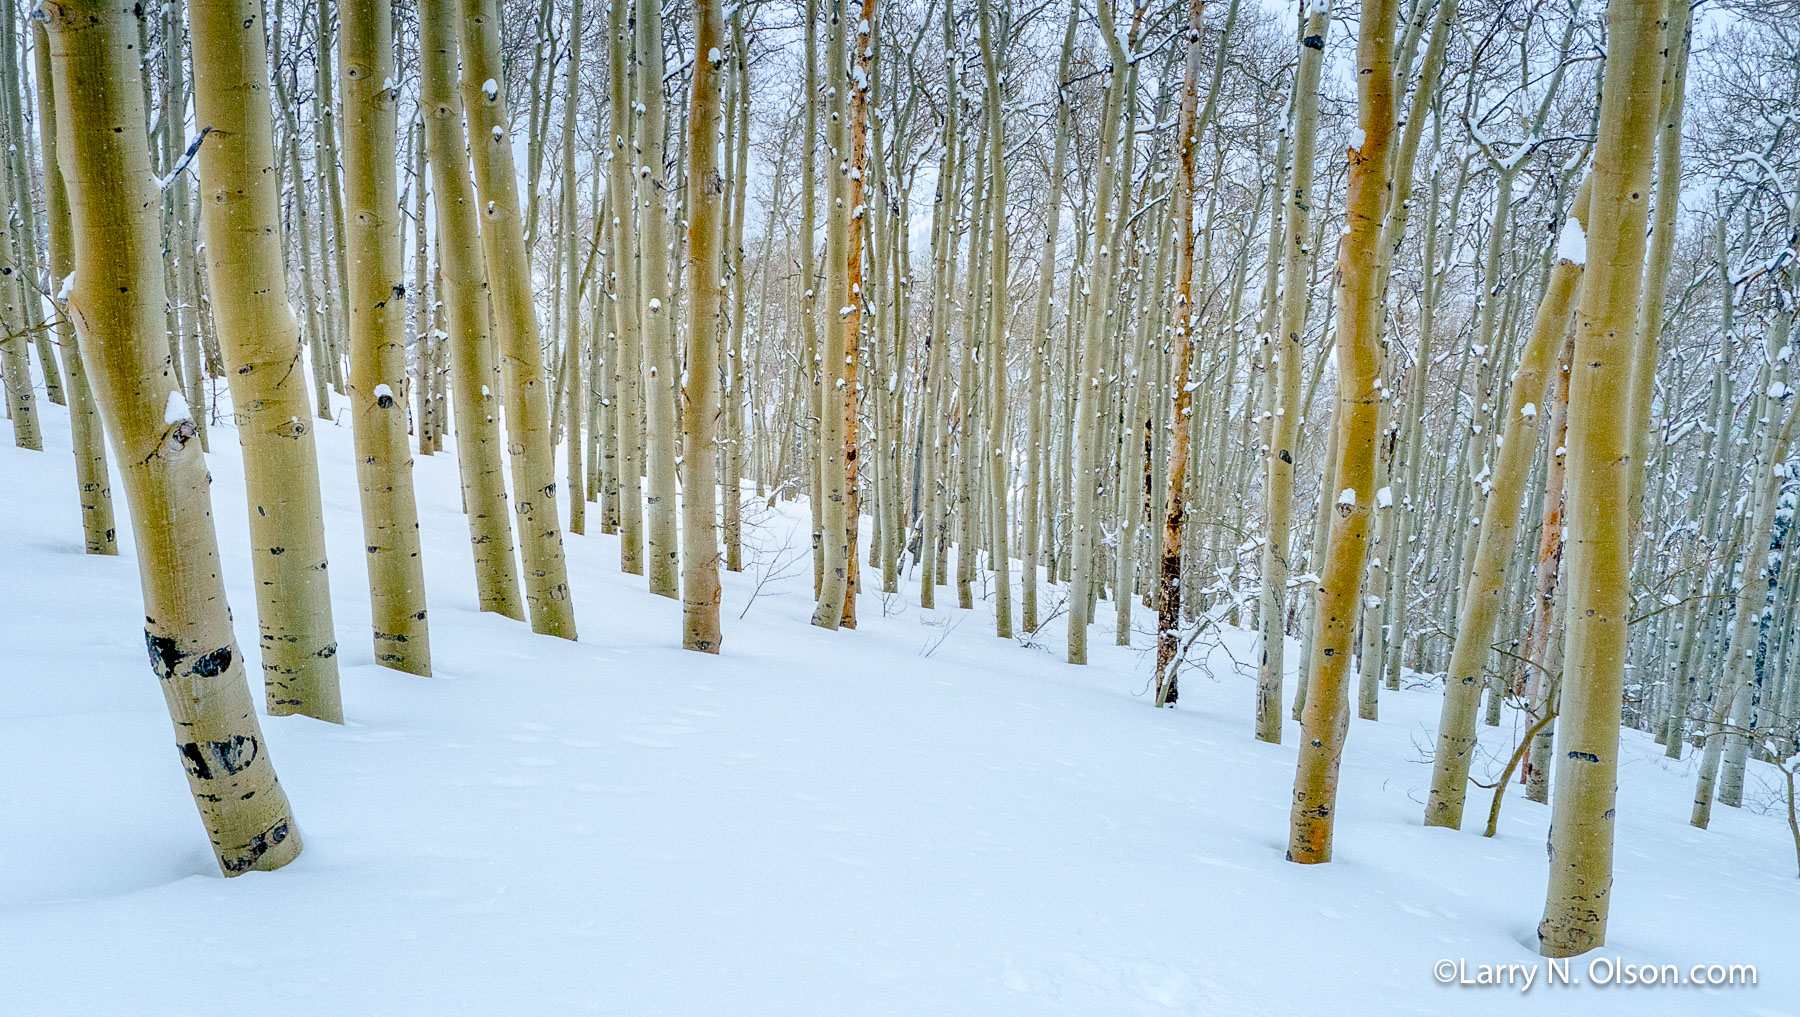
left=4, top=0, right=1800, bottom=1009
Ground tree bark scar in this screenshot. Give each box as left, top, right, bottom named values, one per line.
left=220, top=818, right=290, bottom=874
left=178, top=734, right=260, bottom=780
left=146, top=633, right=233, bottom=680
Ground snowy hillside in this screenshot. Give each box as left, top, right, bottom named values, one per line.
left=2, top=403, right=1796, bottom=1017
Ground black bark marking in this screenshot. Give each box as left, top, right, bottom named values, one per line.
left=146, top=631, right=182, bottom=679
left=178, top=734, right=259, bottom=780
left=220, top=818, right=290, bottom=875
left=191, top=645, right=233, bottom=677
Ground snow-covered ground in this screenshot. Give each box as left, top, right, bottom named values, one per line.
left=3, top=389, right=1797, bottom=1017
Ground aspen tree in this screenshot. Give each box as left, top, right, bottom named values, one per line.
left=459, top=0, right=579, bottom=635
left=802, top=0, right=824, bottom=593
left=1521, top=331, right=1574, bottom=802
left=723, top=8, right=749, bottom=573
left=835, top=0, right=875, bottom=631
left=560, top=0, right=586, bottom=537
left=1539, top=0, right=1665, bottom=959
left=160, top=1, right=207, bottom=453
left=1154, top=0, right=1206, bottom=705
left=1425, top=176, right=1591, bottom=829
left=5, top=0, right=60, bottom=413
left=419, top=0, right=526, bottom=620
left=340, top=0, right=431, bottom=675
left=1626, top=0, right=1691, bottom=546
left=810, top=0, right=852, bottom=630
left=1020, top=0, right=1080, bottom=634
left=44, top=0, right=301, bottom=875
left=915, top=15, right=959, bottom=612
left=1256, top=0, right=1330, bottom=737
left=31, top=22, right=114, bottom=553
left=1288, top=0, right=1397, bottom=865
left=977, top=0, right=1009, bottom=638
left=1693, top=193, right=1799, bottom=825
left=633, top=0, right=682, bottom=599
left=607, top=0, right=646, bottom=576
left=410, top=127, right=436, bottom=458
left=190, top=0, right=343, bottom=718
left=680, top=0, right=726, bottom=652
left=1066, top=0, right=1128, bottom=665
left=0, top=91, right=38, bottom=451
left=316, top=1, right=351, bottom=396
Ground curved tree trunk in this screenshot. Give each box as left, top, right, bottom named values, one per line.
left=459, top=0, right=580, bottom=635
left=32, top=21, right=113, bottom=556
left=420, top=0, right=526, bottom=620
left=1425, top=176, right=1590, bottom=829
left=1288, top=0, right=1397, bottom=866
left=44, top=0, right=301, bottom=875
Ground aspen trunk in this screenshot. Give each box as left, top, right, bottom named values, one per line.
left=0, top=87, right=39, bottom=451
left=419, top=0, right=526, bottom=620
left=4, top=0, right=60, bottom=412
left=559, top=0, right=586, bottom=538
left=459, top=0, right=579, bottom=635
left=191, top=0, right=344, bottom=719
left=810, top=0, right=852, bottom=630
left=31, top=23, right=114, bottom=554
left=1539, top=0, right=1664, bottom=959
left=680, top=0, right=726, bottom=653
left=1021, top=0, right=1080, bottom=634
left=1257, top=1, right=1330, bottom=738
left=1288, top=0, right=1397, bottom=865
left=341, top=0, right=432, bottom=675
left=1425, top=177, right=1590, bottom=829
left=1626, top=0, right=1691, bottom=546
left=1154, top=0, right=1210, bottom=704
left=633, top=0, right=682, bottom=599
left=801, top=0, right=824, bottom=595
left=1066, top=0, right=1128, bottom=665
left=607, top=0, right=646, bottom=576
left=410, top=127, right=436, bottom=458
left=1521, top=333, right=1574, bottom=803
left=723, top=12, right=749, bottom=573
left=977, top=0, right=1009, bottom=639
left=45, top=0, right=301, bottom=875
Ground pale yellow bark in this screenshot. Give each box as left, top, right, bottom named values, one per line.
left=1539, top=1, right=1665, bottom=959
left=0, top=91, right=39, bottom=451
left=191, top=0, right=343, bottom=720
left=33, top=21, right=113, bottom=558
left=1257, top=0, right=1331, bottom=737
left=810, top=0, right=852, bottom=630
left=45, top=0, right=301, bottom=875
left=458, top=0, right=579, bottom=637
left=1288, top=0, right=1397, bottom=866
left=1425, top=176, right=1590, bottom=829
left=419, top=0, right=526, bottom=620
left=342, top=0, right=432, bottom=675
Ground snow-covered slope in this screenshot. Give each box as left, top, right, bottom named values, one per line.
left=2, top=395, right=1796, bottom=1016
